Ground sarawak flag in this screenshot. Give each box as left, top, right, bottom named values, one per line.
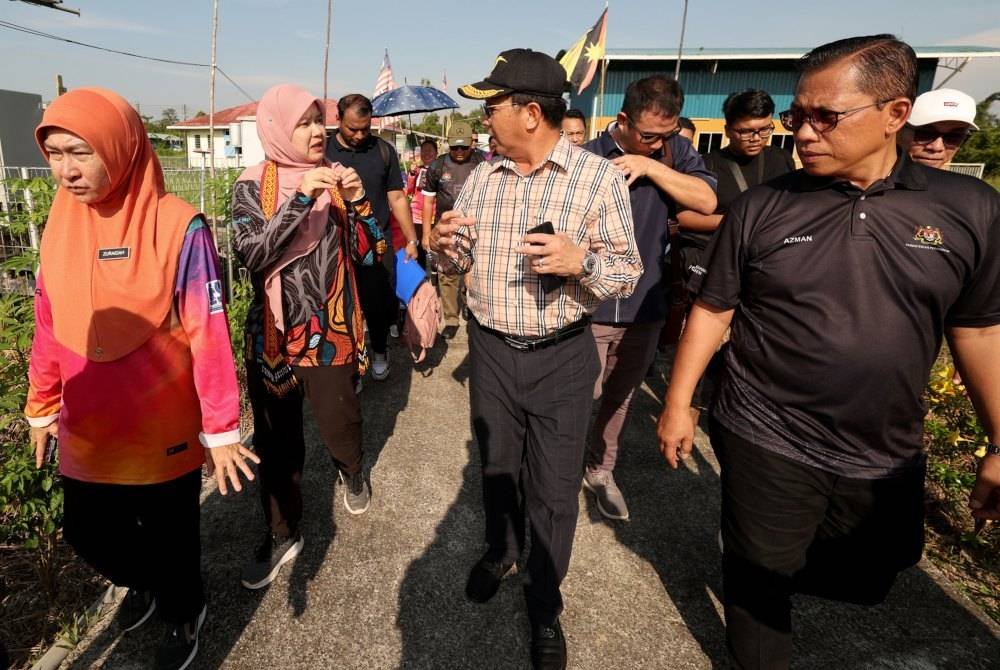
left=559, top=9, right=607, bottom=95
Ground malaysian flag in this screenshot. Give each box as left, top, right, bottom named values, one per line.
left=373, top=49, right=396, bottom=98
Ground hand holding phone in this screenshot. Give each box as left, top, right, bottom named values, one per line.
left=524, top=222, right=564, bottom=293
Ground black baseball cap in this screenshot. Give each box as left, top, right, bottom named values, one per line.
left=459, top=49, right=570, bottom=100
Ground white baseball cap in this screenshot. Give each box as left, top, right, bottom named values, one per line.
left=908, top=88, right=979, bottom=130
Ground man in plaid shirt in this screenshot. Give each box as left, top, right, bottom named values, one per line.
left=430, top=49, right=641, bottom=670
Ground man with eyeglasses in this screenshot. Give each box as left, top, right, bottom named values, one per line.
left=422, top=120, right=483, bottom=338
left=676, top=89, right=795, bottom=425
left=580, top=74, right=717, bottom=521
left=658, top=34, right=1000, bottom=669
left=901, top=88, right=977, bottom=170
left=430, top=48, right=641, bottom=670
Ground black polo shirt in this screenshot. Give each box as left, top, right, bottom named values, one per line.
left=681, top=146, right=795, bottom=252
left=326, top=134, right=404, bottom=233
left=692, top=153, right=1000, bottom=478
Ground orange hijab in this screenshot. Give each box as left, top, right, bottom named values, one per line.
left=36, top=87, right=195, bottom=362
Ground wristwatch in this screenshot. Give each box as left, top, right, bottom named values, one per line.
left=406, top=239, right=419, bottom=247
left=581, top=251, right=599, bottom=279
left=986, top=443, right=1000, bottom=458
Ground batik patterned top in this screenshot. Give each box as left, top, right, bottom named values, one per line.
left=25, top=218, right=241, bottom=485
left=231, top=183, right=375, bottom=370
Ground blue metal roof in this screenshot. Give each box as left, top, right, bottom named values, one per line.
left=604, top=46, right=1000, bottom=60
left=569, top=56, right=941, bottom=119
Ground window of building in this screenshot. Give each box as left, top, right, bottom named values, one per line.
left=696, top=132, right=724, bottom=155
left=771, top=134, right=795, bottom=153
left=194, top=134, right=201, bottom=150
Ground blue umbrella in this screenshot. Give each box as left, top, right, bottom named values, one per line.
left=371, top=84, right=459, bottom=117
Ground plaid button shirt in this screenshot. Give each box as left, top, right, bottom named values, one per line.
left=439, top=137, right=642, bottom=337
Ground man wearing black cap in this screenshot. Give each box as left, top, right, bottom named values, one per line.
left=430, top=49, right=642, bottom=670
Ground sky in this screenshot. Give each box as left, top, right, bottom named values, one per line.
left=1, top=0, right=999, bottom=119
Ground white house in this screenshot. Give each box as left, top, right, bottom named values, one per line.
left=168, top=99, right=415, bottom=169
left=168, top=100, right=342, bottom=169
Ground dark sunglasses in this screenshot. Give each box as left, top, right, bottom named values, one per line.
left=450, top=144, right=472, bottom=151
left=910, top=126, right=971, bottom=148
left=624, top=115, right=682, bottom=144
left=779, top=101, right=892, bottom=134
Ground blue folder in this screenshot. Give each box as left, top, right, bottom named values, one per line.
left=394, top=248, right=426, bottom=305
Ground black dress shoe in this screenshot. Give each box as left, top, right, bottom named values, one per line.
left=530, top=618, right=567, bottom=670
left=465, top=555, right=513, bottom=603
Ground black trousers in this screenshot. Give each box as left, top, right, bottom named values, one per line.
left=248, top=363, right=363, bottom=539
left=355, top=251, right=396, bottom=356
left=468, top=320, right=600, bottom=625
left=709, top=419, right=925, bottom=670
left=62, top=469, right=205, bottom=625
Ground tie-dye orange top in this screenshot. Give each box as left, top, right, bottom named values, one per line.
left=25, top=219, right=241, bottom=485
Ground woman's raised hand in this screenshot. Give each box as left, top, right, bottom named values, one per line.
left=334, top=165, right=365, bottom=202
left=299, top=166, right=339, bottom=200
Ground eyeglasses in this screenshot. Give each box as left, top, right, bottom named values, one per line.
left=910, top=126, right=971, bottom=148
left=729, top=124, right=774, bottom=140
left=482, top=102, right=521, bottom=119
left=779, top=101, right=892, bottom=134
left=450, top=144, right=472, bottom=151
left=624, top=115, right=682, bottom=144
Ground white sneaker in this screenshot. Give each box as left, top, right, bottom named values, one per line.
left=389, top=324, right=400, bottom=338
left=371, top=353, right=389, bottom=381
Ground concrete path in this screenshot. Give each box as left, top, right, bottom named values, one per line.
left=64, top=330, right=1000, bottom=669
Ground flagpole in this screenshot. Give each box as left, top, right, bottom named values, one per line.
left=674, top=0, right=689, bottom=82
left=322, top=0, right=332, bottom=101
left=596, top=2, right=609, bottom=138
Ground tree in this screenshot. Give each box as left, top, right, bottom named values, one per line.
left=413, top=112, right=442, bottom=136
left=160, top=108, right=179, bottom=127
left=955, top=91, right=1000, bottom=178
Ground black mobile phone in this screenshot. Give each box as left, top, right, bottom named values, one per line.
left=44, top=435, right=58, bottom=465
left=525, top=221, right=564, bottom=293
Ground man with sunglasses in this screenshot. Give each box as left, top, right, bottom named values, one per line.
left=579, top=74, right=717, bottom=521
left=422, top=120, right=484, bottom=338
left=431, top=48, right=641, bottom=670
left=658, top=34, right=1000, bottom=669
left=901, top=88, right=978, bottom=170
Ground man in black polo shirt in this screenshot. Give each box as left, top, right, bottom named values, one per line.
left=581, top=75, right=716, bottom=521
left=327, top=94, right=419, bottom=381
left=658, top=34, right=1000, bottom=669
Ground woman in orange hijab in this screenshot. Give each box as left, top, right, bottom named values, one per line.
left=231, top=84, right=384, bottom=590
left=25, top=87, right=257, bottom=670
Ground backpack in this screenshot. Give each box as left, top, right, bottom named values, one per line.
left=404, top=280, right=440, bottom=363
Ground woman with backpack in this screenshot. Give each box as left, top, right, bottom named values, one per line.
left=231, top=84, right=385, bottom=590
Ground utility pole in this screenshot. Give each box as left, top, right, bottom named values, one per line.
left=182, top=104, right=188, bottom=121
left=208, top=0, right=219, bottom=244
left=323, top=0, right=332, bottom=102
left=674, top=0, right=689, bottom=82
left=54, top=74, right=66, bottom=97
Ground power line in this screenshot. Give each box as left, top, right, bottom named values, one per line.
left=0, top=19, right=256, bottom=102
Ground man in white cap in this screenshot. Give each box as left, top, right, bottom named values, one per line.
left=901, top=88, right=978, bottom=169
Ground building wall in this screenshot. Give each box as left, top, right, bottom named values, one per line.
left=0, top=90, right=46, bottom=168
left=571, top=58, right=939, bottom=149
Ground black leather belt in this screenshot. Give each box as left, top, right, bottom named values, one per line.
left=477, top=317, right=590, bottom=352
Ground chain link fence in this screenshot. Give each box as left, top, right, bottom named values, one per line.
left=0, top=165, right=241, bottom=296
